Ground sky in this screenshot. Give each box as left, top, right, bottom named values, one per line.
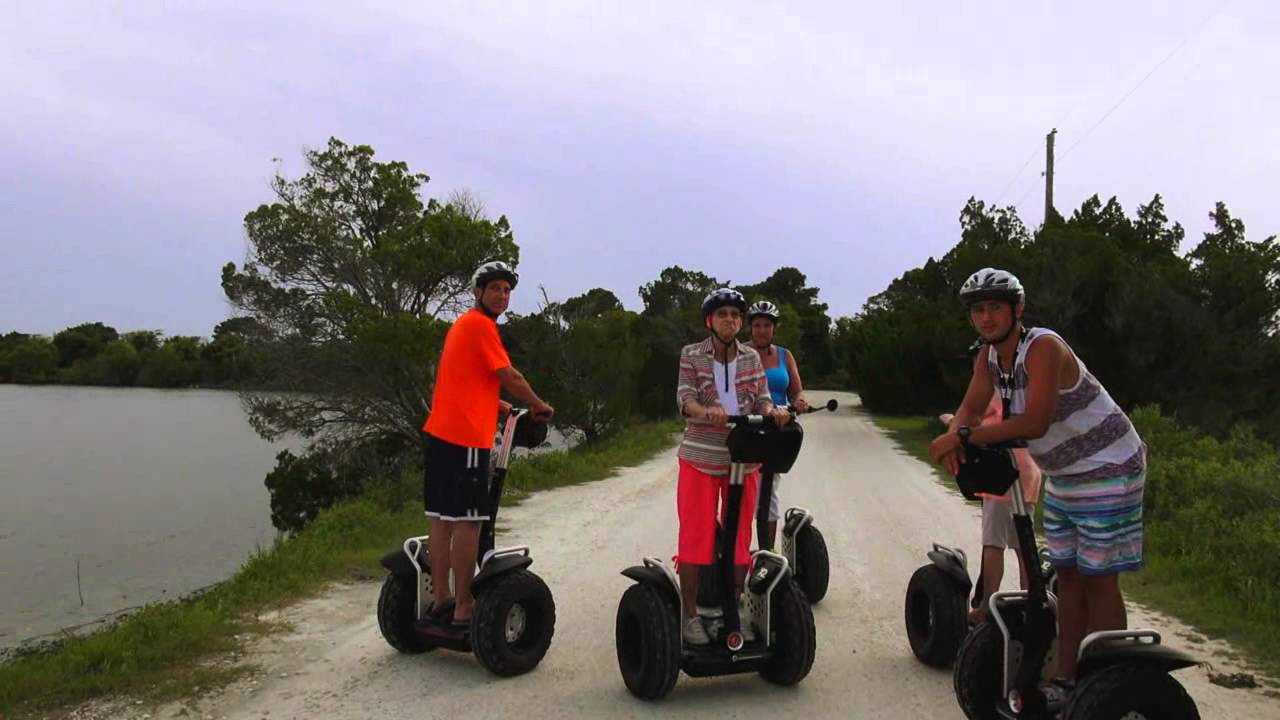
left=1, top=1, right=1276, bottom=337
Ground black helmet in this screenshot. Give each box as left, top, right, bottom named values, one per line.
left=472, top=260, right=519, bottom=290
left=701, top=288, right=747, bottom=318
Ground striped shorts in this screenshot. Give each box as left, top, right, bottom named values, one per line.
left=1043, top=471, right=1145, bottom=575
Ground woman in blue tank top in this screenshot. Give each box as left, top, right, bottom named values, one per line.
left=746, top=300, right=810, bottom=550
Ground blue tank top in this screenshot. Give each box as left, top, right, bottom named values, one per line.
left=764, top=346, right=790, bottom=406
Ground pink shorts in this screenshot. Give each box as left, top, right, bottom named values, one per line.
left=676, top=459, right=759, bottom=566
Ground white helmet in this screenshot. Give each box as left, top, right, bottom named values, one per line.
left=747, top=300, right=780, bottom=322
left=472, top=260, right=518, bottom=290
left=959, top=268, right=1024, bottom=306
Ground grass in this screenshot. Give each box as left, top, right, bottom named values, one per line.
left=867, top=410, right=1280, bottom=681
left=869, top=414, right=956, bottom=484
left=870, top=413, right=980, bottom=508
left=0, top=417, right=681, bottom=718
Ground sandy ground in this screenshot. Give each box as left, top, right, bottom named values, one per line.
left=84, top=392, right=1277, bottom=719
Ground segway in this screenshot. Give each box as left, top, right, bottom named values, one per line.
left=773, top=398, right=838, bottom=603
left=906, top=536, right=1059, bottom=668
left=615, top=411, right=816, bottom=700
left=950, top=441, right=1199, bottom=719
left=376, top=409, right=556, bottom=677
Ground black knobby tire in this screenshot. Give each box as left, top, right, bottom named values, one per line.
left=1064, top=666, right=1200, bottom=720
left=377, top=573, right=435, bottom=654
left=904, top=564, right=968, bottom=668
left=471, top=569, right=556, bottom=677
left=794, top=525, right=830, bottom=604
left=953, top=620, right=1008, bottom=720
left=758, top=578, right=816, bottom=686
left=616, top=583, right=681, bottom=700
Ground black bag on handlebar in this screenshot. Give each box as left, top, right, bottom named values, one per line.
left=511, top=412, right=549, bottom=449
left=726, top=421, right=804, bottom=473
left=955, top=443, right=1019, bottom=501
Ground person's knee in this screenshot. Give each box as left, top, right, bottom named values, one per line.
left=1082, top=571, right=1120, bottom=596
left=1056, top=565, right=1082, bottom=590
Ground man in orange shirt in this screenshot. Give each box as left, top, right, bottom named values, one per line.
left=422, top=260, right=554, bottom=627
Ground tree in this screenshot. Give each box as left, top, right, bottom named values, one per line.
left=3, top=336, right=59, bottom=383
left=505, top=290, right=647, bottom=442
left=635, top=267, right=724, bottom=417
left=221, top=137, right=519, bottom=454
left=560, top=288, right=623, bottom=322
left=737, top=267, right=834, bottom=379
left=99, top=340, right=142, bottom=385
left=202, top=317, right=263, bottom=386
left=837, top=193, right=1280, bottom=449
left=123, top=330, right=162, bottom=355
left=0, top=332, right=30, bottom=382
left=52, top=322, right=118, bottom=368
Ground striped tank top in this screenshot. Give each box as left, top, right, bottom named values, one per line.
left=988, top=328, right=1145, bottom=482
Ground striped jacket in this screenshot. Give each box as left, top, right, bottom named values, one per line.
left=676, top=337, right=774, bottom=475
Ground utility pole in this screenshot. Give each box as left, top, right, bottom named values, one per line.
left=1044, top=128, right=1057, bottom=224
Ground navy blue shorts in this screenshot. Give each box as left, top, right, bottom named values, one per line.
left=423, top=433, right=491, bottom=522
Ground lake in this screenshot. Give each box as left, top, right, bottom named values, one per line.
left=0, top=384, right=572, bottom=650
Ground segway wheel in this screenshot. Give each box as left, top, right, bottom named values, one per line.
left=616, top=583, right=681, bottom=700
left=953, top=620, right=1007, bottom=720
left=758, top=578, right=816, bottom=686
left=1064, top=666, right=1200, bottom=720
left=376, top=573, right=435, bottom=654
left=471, top=569, right=556, bottom=677
left=904, top=564, right=968, bottom=667
left=794, top=525, right=830, bottom=604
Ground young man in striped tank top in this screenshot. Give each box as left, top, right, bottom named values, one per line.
left=928, top=268, right=1146, bottom=697
left=674, top=288, right=791, bottom=645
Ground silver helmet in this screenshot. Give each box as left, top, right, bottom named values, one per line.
left=472, top=260, right=519, bottom=290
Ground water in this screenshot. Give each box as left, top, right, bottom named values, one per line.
left=0, top=385, right=291, bottom=648
left=0, top=385, right=572, bottom=650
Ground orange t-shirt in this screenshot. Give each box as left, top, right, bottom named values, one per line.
left=423, top=309, right=512, bottom=449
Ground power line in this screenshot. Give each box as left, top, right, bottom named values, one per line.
left=1059, top=1, right=1232, bottom=161
left=1003, top=1, right=1231, bottom=212
left=994, top=145, right=1041, bottom=206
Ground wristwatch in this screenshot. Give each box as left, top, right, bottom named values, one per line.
left=957, top=425, right=971, bottom=444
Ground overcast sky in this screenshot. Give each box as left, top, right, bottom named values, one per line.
left=2, top=1, right=1275, bottom=336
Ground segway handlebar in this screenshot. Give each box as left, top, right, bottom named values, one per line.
left=806, top=398, right=839, bottom=413
left=725, top=398, right=837, bottom=426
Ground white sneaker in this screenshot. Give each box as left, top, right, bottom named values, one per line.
left=696, top=604, right=723, bottom=618
left=682, top=616, right=711, bottom=645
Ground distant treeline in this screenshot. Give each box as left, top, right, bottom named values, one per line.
left=0, top=318, right=261, bottom=388
left=833, top=195, right=1280, bottom=446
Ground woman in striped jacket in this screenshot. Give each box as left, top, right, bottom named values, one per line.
left=674, top=288, right=791, bottom=645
